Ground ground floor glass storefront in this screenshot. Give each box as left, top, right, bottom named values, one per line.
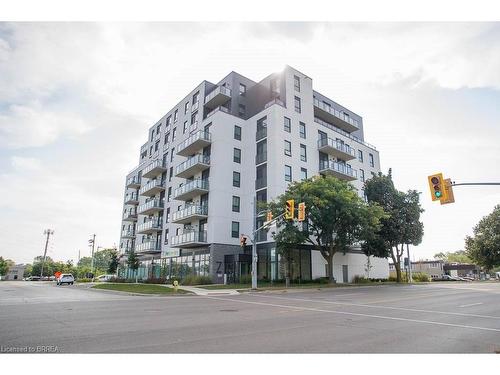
left=252, top=246, right=312, bottom=282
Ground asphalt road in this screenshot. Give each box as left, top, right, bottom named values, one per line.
left=1, top=281, right=499, bottom=353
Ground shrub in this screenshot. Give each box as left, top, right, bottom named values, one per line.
left=76, top=278, right=92, bottom=283
left=312, top=277, right=331, bottom=284
left=412, top=272, right=430, bottom=282
left=388, top=273, right=408, bottom=282
left=239, top=274, right=252, bottom=284
left=353, top=275, right=371, bottom=284
left=109, top=277, right=128, bottom=283
left=182, top=275, right=213, bottom=285
left=143, top=277, right=167, bottom=284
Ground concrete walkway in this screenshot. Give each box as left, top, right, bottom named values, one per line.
left=165, top=285, right=239, bottom=295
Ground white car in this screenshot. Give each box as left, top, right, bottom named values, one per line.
left=57, top=274, right=74, bottom=285
left=95, top=274, right=114, bottom=282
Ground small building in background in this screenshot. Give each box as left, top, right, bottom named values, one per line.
left=4, top=264, right=26, bottom=281
left=443, top=263, right=480, bottom=278
left=389, top=260, right=444, bottom=280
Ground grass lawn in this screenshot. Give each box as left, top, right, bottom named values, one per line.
left=200, top=281, right=395, bottom=290
left=92, top=283, right=190, bottom=294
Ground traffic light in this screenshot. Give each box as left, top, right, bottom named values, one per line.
left=285, top=199, right=295, bottom=220
left=297, top=202, right=306, bottom=222
left=428, top=173, right=448, bottom=202
left=266, top=211, right=273, bottom=222
left=240, top=235, right=247, bottom=248
left=440, top=178, right=455, bottom=205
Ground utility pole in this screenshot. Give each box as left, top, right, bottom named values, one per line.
left=40, top=229, right=54, bottom=278
left=89, top=234, right=96, bottom=277
left=407, top=243, right=413, bottom=283
left=251, top=196, right=257, bottom=290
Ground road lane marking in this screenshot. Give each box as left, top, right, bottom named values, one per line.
left=459, top=302, right=484, bottom=308
left=206, top=296, right=500, bottom=333
left=243, top=293, right=500, bottom=320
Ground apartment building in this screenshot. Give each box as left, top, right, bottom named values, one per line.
left=118, top=65, right=388, bottom=283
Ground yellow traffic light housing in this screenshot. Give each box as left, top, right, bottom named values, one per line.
left=285, top=199, right=295, bottom=220
left=428, top=173, right=448, bottom=202
left=440, top=178, right=455, bottom=205
left=298, top=202, right=306, bottom=222
left=266, top=211, right=273, bottom=222
left=240, top=235, right=247, bottom=247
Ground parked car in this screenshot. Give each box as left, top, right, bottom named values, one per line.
left=26, top=276, right=41, bottom=281
left=95, top=274, right=114, bottom=282
left=49, top=276, right=56, bottom=281
left=56, top=274, right=74, bottom=285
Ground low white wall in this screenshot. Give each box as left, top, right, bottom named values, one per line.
left=311, top=250, right=389, bottom=283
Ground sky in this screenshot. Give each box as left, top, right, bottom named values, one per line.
left=0, top=22, right=499, bottom=264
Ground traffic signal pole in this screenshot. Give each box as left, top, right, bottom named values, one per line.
left=451, top=182, right=500, bottom=186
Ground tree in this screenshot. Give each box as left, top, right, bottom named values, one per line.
left=108, top=250, right=119, bottom=274
left=465, top=205, right=500, bottom=271
left=434, top=250, right=472, bottom=264
left=127, top=250, right=140, bottom=283
left=363, top=171, right=424, bottom=282
left=0, top=257, right=10, bottom=276
left=268, top=176, right=386, bottom=283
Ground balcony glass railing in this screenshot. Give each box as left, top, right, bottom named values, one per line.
left=135, top=241, right=161, bottom=253
left=173, top=179, right=209, bottom=199
left=175, top=154, right=210, bottom=175
left=143, top=159, right=166, bottom=175
left=126, top=176, right=141, bottom=186
left=313, top=98, right=360, bottom=129
left=204, top=86, right=231, bottom=104
left=171, top=231, right=207, bottom=246
left=121, top=230, right=136, bottom=237
left=137, top=199, right=164, bottom=214
left=177, top=130, right=211, bottom=153
left=124, top=193, right=139, bottom=202
left=172, top=205, right=208, bottom=222
left=256, top=127, right=267, bottom=141
left=137, top=220, right=162, bottom=233
left=206, top=105, right=229, bottom=119
left=255, top=152, right=267, bottom=165
left=139, top=179, right=165, bottom=195
left=255, top=177, right=267, bottom=190
left=314, top=117, right=377, bottom=150
left=317, top=138, right=355, bottom=157
left=123, top=208, right=137, bottom=219
left=319, top=161, right=357, bottom=178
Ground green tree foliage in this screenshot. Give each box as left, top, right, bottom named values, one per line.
left=108, top=250, right=119, bottom=274
left=434, top=250, right=472, bottom=264
left=268, top=176, right=386, bottom=283
left=363, top=170, right=424, bottom=283
left=0, top=256, right=10, bottom=276
left=78, top=248, right=118, bottom=276
left=127, top=250, right=140, bottom=283
left=465, top=205, right=500, bottom=271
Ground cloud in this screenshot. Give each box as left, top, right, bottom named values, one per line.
left=11, top=156, right=42, bottom=171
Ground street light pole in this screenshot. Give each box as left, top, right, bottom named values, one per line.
left=89, top=234, right=96, bottom=277
left=40, top=229, right=54, bottom=277
left=251, top=196, right=257, bottom=290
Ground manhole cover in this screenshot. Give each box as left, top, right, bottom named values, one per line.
left=219, top=309, right=238, bottom=312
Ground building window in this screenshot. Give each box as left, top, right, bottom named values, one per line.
left=166, top=208, right=170, bottom=223
left=358, top=150, right=364, bottom=163
left=233, top=148, right=241, bottom=163
left=284, top=140, right=291, bottom=156
left=156, top=123, right=161, bottom=134
left=231, top=221, right=240, bottom=238
left=239, top=83, right=246, bottom=96
left=164, top=132, right=170, bottom=145
left=183, top=121, right=188, bottom=134
left=300, top=144, right=307, bottom=162
left=184, top=102, right=189, bottom=114
left=174, top=109, right=178, bottom=123
left=170, top=148, right=175, bottom=162
left=232, top=196, right=240, bottom=212
left=191, top=111, right=198, bottom=125
left=169, top=167, right=173, bottom=182
left=166, top=115, right=172, bottom=127
left=233, top=171, right=241, bottom=187
left=294, top=75, right=300, bottom=92
left=164, top=229, right=169, bottom=244
left=238, top=104, right=246, bottom=116
left=285, top=165, right=292, bottom=182
left=360, top=169, right=365, bottom=182
left=294, top=96, right=301, bottom=113
left=284, top=117, right=291, bottom=132
left=155, top=141, right=159, bottom=152
left=172, top=127, right=177, bottom=141
left=299, top=122, right=306, bottom=139
left=369, top=153, right=374, bottom=167
left=167, top=186, right=172, bottom=201
left=301, top=168, right=308, bottom=180
left=192, top=91, right=199, bottom=105
left=234, top=125, right=242, bottom=141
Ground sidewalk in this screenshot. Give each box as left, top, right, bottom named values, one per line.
left=165, top=285, right=239, bottom=296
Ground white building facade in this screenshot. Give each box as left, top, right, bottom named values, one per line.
left=118, top=66, right=389, bottom=283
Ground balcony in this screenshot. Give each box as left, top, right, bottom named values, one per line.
left=171, top=231, right=208, bottom=248
left=205, top=105, right=229, bottom=119
left=255, top=152, right=267, bottom=165
left=137, top=220, right=163, bottom=234
left=139, top=179, right=165, bottom=197
left=126, top=176, right=141, bottom=189
left=176, top=130, right=212, bottom=157
left=137, top=199, right=164, bottom=215
left=317, top=138, right=356, bottom=161
left=175, top=154, right=210, bottom=179
left=256, top=127, right=267, bottom=141
left=121, top=229, right=136, bottom=238
left=172, top=205, right=208, bottom=224
left=255, top=177, right=267, bottom=190
left=124, top=192, right=139, bottom=205
left=319, top=161, right=357, bottom=181
left=140, top=142, right=148, bottom=154
left=173, top=179, right=209, bottom=201
left=142, top=159, right=167, bottom=179
left=123, top=208, right=138, bottom=221
left=204, top=86, right=231, bottom=109
left=313, top=98, right=359, bottom=133
left=135, top=241, right=161, bottom=254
